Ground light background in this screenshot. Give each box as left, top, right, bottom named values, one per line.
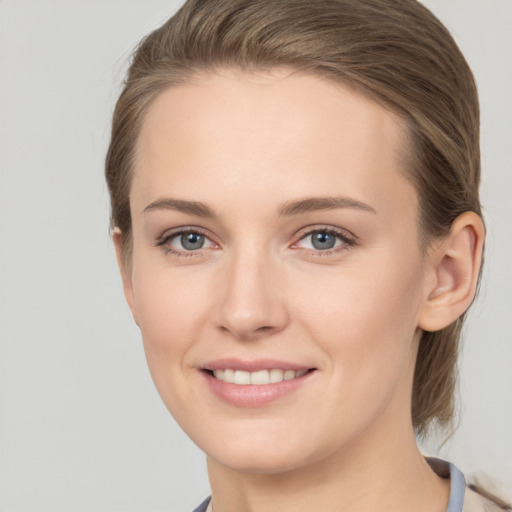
left=0, top=0, right=510, bottom=510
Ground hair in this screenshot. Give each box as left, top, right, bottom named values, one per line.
left=105, top=0, right=482, bottom=439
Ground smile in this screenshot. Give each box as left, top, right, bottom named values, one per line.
left=211, top=368, right=309, bottom=385
left=201, top=361, right=316, bottom=407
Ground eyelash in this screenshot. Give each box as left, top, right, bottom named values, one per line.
left=155, top=226, right=356, bottom=258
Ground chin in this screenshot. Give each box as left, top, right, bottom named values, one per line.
left=209, top=447, right=313, bottom=475
left=198, top=425, right=324, bottom=475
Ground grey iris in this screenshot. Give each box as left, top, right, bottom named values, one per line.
left=181, top=232, right=204, bottom=250
left=312, top=232, right=336, bottom=250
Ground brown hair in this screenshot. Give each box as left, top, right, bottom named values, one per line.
left=105, top=0, right=482, bottom=438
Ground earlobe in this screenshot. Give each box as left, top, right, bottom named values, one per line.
left=112, top=228, right=139, bottom=325
left=418, top=212, right=485, bottom=332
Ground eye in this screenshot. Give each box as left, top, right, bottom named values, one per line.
left=157, top=229, right=216, bottom=255
left=294, top=228, right=354, bottom=253
left=175, top=232, right=207, bottom=251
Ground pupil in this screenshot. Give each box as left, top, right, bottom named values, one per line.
left=181, top=232, right=204, bottom=250
left=312, top=232, right=336, bottom=250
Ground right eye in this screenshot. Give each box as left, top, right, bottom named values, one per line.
left=157, top=229, right=216, bottom=256
left=174, top=232, right=207, bottom=250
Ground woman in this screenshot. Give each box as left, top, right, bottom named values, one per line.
left=105, top=0, right=510, bottom=510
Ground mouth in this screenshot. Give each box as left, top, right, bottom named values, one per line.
left=203, top=368, right=313, bottom=385
left=200, top=361, right=316, bottom=407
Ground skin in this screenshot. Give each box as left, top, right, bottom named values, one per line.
left=114, top=68, right=484, bottom=512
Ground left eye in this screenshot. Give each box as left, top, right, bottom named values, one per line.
left=295, top=230, right=347, bottom=251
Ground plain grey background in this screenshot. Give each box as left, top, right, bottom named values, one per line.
left=0, top=0, right=511, bottom=510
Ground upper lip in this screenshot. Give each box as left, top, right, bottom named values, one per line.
left=201, top=358, right=314, bottom=372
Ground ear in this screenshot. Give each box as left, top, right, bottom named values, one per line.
left=112, top=227, right=139, bottom=325
left=418, top=212, right=485, bottom=332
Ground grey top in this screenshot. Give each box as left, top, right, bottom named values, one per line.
left=192, top=497, right=211, bottom=512
left=427, top=457, right=466, bottom=512
left=447, top=463, right=467, bottom=511
left=191, top=458, right=467, bottom=512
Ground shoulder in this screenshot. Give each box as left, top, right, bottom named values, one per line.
left=425, top=457, right=511, bottom=512
left=464, top=485, right=512, bottom=512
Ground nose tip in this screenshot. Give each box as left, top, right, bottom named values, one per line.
left=213, top=255, right=289, bottom=341
left=220, top=316, right=281, bottom=341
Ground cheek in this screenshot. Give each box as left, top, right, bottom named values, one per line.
left=290, top=252, right=423, bottom=410
left=293, top=252, right=422, bottom=339
left=131, top=264, right=213, bottom=399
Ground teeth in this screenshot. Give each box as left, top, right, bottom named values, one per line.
left=212, top=368, right=309, bottom=385
left=251, top=370, right=269, bottom=385
left=223, top=369, right=235, bottom=383
left=283, top=370, right=295, bottom=380
left=234, top=370, right=251, bottom=385
left=269, top=369, right=284, bottom=383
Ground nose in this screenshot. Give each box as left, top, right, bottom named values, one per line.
left=213, top=248, right=289, bottom=341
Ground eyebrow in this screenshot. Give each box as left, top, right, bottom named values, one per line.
left=143, top=195, right=376, bottom=217
left=143, top=198, right=216, bottom=218
left=278, top=196, right=376, bottom=216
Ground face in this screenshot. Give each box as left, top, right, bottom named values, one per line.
left=121, top=69, right=435, bottom=474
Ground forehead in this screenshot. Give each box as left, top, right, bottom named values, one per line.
left=133, top=68, right=416, bottom=220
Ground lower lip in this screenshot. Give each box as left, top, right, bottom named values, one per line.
left=202, top=370, right=315, bottom=408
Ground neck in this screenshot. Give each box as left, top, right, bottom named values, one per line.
left=206, top=419, right=450, bottom=512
